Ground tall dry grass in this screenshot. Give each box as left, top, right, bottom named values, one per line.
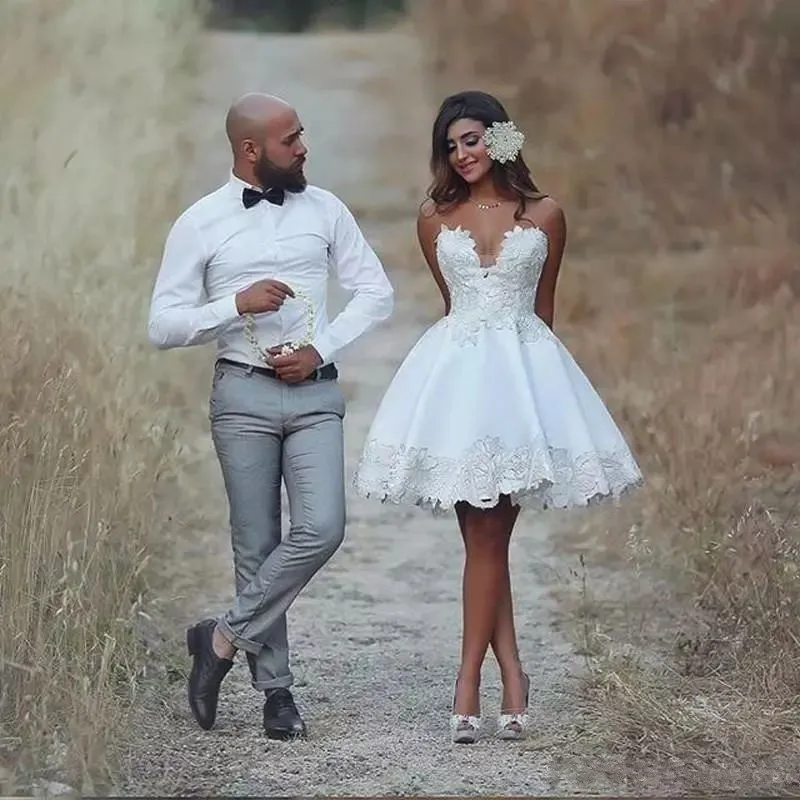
left=554, top=246, right=800, bottom=790
left=414, top=0, right=799, bottom=252
left=0, top=2, right=202, bottom=792
left=414, top=0, right=800, bottom=790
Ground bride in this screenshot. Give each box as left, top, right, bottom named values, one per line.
left=354, top=90, right=642, bottom=743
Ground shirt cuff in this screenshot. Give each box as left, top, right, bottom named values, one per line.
left=310, top=332, right=335, bottom=366
left=207, top=293, right=241, bottom=327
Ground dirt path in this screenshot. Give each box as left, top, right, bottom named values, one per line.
left=127, top=28, right=586, bottom=797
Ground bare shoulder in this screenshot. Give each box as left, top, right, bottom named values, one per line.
left=417, top=198, right=444, bottom=241
left=533, top=196, right=565, bottom=232
left=419, top=197, right=438, bottom=217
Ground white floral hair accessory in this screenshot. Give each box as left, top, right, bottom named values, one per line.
left=482, top=120, right=525, bottom=164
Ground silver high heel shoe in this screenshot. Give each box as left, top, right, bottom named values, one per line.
left=496, top=671, right=530, bottom=740
left=450, top=682, right=481, bottom=744
left=450, top=712, right=481, bottom=744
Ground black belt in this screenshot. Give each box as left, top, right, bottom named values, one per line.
left=217, top=357, right=338, bottom=382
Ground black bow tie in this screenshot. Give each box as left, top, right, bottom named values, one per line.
left=242, top=186, right=285, bottom=208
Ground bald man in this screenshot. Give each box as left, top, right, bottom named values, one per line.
left=148, top=93, right=394, bottom=739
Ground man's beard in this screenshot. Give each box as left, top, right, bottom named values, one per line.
left=254, top=152, right=307, bottom=193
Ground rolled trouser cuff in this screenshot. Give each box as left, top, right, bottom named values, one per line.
left=216, top=616, right=261, bottom=656
left=252, top=674, right=294, bottom=691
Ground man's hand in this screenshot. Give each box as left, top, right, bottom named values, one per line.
left=267, top=345, right=323, bottom=384
left=235, top=279, right=295, bottom=315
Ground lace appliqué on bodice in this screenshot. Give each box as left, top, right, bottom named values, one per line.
left=435, top=225, right=552, bottom=346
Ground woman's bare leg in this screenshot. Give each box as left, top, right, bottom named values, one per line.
left=489, top=500, right=528, bottom=711
left=456, top=497, right=527, bottom=712
left=452, top=500, right=512, bottom=715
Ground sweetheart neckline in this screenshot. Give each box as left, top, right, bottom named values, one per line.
left=436, top=223, right=547, bottom=270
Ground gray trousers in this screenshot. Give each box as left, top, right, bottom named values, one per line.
left=208, top=359, right=346, bottom=691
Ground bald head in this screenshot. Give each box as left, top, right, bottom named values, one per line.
left=225, top=93, right=296, bottom=150
left=225, top=92, right=308, bottom=192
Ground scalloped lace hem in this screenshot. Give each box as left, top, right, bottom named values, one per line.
left=353, top=436, right=643, bottom=517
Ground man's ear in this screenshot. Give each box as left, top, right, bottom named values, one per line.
left=241, top=138, right=258, bottom=164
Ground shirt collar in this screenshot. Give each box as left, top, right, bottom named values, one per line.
left=227, top=170, right=304, bottom=206
left=228, top=170, right=258, bottom=195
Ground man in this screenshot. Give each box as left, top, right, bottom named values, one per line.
left=147, top=93, right=394, bottom=739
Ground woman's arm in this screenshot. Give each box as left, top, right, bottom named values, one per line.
left=417, top=200, right=451, bottom=316
left=534, top=200, right=567, bottom=330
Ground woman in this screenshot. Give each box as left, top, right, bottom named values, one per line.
left=354, top=90, right=642, bottom=743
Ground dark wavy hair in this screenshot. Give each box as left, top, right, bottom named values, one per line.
left=425, top=90, right=546, bottom=221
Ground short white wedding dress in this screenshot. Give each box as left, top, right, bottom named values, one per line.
left=354, top=223, right=643, bottom=515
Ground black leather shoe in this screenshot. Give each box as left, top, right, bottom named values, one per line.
left=263, top=688, right=307, bottom=740
left=186, top=618, right=234, bottom=730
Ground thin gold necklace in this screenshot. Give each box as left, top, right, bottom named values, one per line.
left=471, top=197, right=503, bottom=210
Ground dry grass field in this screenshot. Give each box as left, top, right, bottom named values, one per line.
left=414, top=0, right=799, bottom=252
left=3, top=0, right=798, bottom=793
left=413, top=0, right=800, bottom=791
left=0, top=1, right=202, bottom=792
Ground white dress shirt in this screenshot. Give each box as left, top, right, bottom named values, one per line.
left=147, top=172, right=394, bottom=366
